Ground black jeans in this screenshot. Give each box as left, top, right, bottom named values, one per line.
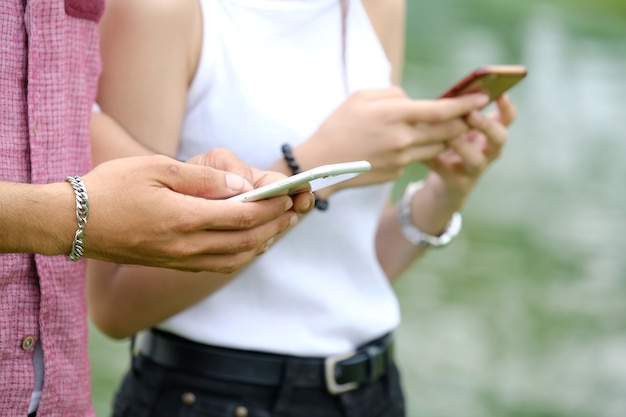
left=112, top=343, right=406, bottom=417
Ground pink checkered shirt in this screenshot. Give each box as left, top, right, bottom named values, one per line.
left=1, top=0, right=103, bottom=415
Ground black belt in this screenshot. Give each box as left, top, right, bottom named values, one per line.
left=137, top=329, right=394, bottom=395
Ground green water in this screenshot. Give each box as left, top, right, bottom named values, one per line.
left=89, top=1, right=626, bottom=416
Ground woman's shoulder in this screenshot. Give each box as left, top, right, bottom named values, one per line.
left=101, top=0, right=201, bottom=79
left=102, top=0, right=199, bottom=33
left=360, top=0, right=406, bottom=84
left=361, top=0, right=406, bottom=25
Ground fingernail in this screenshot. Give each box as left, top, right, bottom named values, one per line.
left=468, top=111, right=483, bottom=123
left=261, top=238, right=275, bottom=253
left=225, top=173, right=246, bottom=192
left=474, top=94, right=489, bottom=106
left=285, top=199, right=294, bottom=210
left=290, top=214, right=298, bottom=226
left=301, top=197, right=312, bottom=212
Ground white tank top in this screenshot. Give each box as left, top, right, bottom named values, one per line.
left=159, top=0, right=400, bottom=356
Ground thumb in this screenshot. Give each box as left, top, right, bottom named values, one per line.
left=163, top=160, right=253, bottom=199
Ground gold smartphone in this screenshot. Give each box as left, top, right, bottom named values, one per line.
left=440, top=65, right=528, bottom=101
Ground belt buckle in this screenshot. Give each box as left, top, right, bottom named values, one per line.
left=324, top=350, right=359, bottom=395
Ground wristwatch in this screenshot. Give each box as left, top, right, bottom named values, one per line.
left=398, top=181, right=462, bottom=248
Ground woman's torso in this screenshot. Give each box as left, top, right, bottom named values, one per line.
left=159, top=0, right=400, bottom=356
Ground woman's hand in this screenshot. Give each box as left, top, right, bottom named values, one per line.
left=295, top=87, right=489, bottom=194
left=189, top=148, right=315, bottom=216
left=375, top=94, right=517, bottom=280
left=421, top=94, right=517, bottom=205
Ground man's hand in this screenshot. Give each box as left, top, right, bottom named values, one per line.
left=80, top=154, right=302, bottom=272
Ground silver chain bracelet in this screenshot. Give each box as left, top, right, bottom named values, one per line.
left=66, top=176, right=89, bottom=262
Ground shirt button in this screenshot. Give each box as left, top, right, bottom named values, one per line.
left=21, top=336, right=35, bottom=351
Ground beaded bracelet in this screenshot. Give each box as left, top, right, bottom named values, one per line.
left=281, top=144, right=328, bottom=211
left=66, top=176, right=89, bottom=262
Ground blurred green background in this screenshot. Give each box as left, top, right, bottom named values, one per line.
left=88, top=0, right=626, bottom=416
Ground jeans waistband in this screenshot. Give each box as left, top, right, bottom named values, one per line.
left=137, top=329, right=394, bottom=395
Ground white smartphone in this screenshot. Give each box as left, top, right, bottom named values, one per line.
left=228, top=160, right=371, bottom=202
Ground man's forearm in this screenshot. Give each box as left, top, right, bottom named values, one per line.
left=0, top=180, right=75, bottom=256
